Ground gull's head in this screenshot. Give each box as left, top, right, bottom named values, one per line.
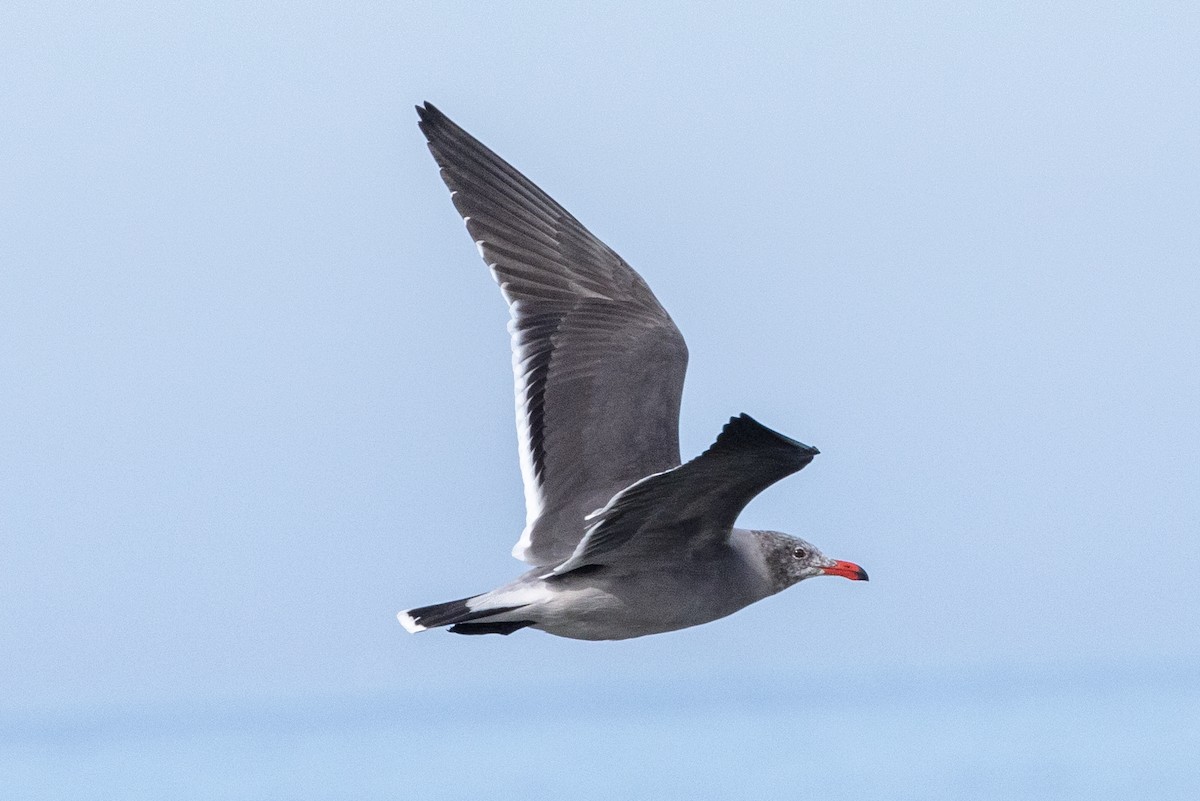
left=754, top=530, right=869, bottom=591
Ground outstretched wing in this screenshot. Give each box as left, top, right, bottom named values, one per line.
left=418, top=103, right=689, bottom=566
left=553, top=415, right=818, bottom=573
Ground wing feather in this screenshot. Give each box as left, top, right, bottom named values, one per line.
left=554, top=415, right=819, bottom=573
left=418, top=103, right=689, bottom=565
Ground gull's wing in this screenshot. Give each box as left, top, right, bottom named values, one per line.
left=417, top=103, right=689, bottom=566
left=552, top=415, right=818, bottom=573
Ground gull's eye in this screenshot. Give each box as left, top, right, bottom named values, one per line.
left=792, top=546, right=808, bottom=560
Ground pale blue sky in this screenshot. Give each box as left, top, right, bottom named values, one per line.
left=2, top=0, right=1197, bottom=760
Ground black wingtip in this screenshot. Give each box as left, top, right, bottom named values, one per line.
left=416, top=102, right=466, bottom=152
left=415, top=102, right=438, bottom=137
left=723, top=413, right=820, bottom=456
left=416, top=103, right=443, bottom=148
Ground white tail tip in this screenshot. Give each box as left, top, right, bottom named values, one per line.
left=397, top=610, right=426, bottom=634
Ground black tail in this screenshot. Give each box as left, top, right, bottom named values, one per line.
left=399, top=595, right=530, bottom=635
left=448, top=620, right=536, bottom=636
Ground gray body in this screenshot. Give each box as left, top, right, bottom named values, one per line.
left=483, top=529, right=779, bottom=640
left=398, top=104, right=865, bottom=640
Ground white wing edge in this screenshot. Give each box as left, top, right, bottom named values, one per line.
left=397, top=610, right=426, bottom=634
left=548, top=465, right=680, bottom=575
left=505, top=301, right=545, bottom=562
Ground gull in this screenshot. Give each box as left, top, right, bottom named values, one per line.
left=398, top=103, right=866, bottom=640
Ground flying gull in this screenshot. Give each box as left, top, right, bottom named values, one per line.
left=399, top=102, right=866, bottom=640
